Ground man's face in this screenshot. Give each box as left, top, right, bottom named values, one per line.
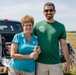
left=43, top=6, right=56, bottom=20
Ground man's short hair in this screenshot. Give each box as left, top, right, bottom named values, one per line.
left=44, top=2, right=55, bottom=10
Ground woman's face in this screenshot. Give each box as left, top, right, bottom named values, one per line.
left=22, top=22, right=33, bottom=34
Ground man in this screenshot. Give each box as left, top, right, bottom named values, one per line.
left=33, top=2, right=70, bottom=75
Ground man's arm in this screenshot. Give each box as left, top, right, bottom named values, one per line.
left=60, top=39, right=69, bottom=63
left=60, top=39, right=70, bottom=73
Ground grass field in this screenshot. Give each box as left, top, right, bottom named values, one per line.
left=0, top=33, right=76, bottom=75
left=64, top=33, right=76, bottom=75
left=67, top=33, right=76, bottom=52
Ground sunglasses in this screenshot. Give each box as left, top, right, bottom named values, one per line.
left=44, top=9, right=55, bottom=12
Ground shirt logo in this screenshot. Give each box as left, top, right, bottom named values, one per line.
left=39, top=26, right=44, bottom=32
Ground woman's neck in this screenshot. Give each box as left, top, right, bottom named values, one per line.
left=24, top=32, right=32, bottom=42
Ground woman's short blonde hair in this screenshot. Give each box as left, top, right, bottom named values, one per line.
left=21, top=15, right=34, bottom=26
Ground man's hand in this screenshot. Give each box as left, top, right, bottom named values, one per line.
left=64, top=62, right=70, bottom=73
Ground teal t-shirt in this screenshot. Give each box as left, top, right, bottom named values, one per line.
left=33, top=20, right=66, bottom=64
left=9, top=32, right=38, bottom=72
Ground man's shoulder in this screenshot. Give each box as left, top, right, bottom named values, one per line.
left=35, top=20, right=45, bottom=25
left=55, top=21, right=66, bottom=31
left=55, top=21, right=64, bottom=26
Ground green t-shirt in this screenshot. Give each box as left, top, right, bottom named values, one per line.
left=33, top=20, right=66, bottom=64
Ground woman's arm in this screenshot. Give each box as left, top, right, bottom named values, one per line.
left=10, top=43, right=38, bottom=60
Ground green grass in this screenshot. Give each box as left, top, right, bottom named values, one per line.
left=67, top=33, right=76, bottom=52
left=64, top=68, right=76, bottom=75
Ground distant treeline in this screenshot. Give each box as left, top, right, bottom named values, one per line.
left=67, top=31, right=76, bottom=33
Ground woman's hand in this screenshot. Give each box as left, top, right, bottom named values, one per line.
left=29, top=52, right=38, bottom=59
left=33, top=46, right=41, bottom=55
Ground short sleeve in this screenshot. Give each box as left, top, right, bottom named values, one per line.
left=12, top=34, right=19, bottom=44
left=59, top=25, right=66, bottom=40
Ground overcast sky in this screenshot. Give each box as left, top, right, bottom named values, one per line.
left=0, top=0, right=76, bottom=31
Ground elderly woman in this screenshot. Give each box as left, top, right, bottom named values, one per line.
left=8, top=15, right=40, bottom=75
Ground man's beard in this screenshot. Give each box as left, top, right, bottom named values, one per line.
left=46, top=14, right=53, bottom=20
